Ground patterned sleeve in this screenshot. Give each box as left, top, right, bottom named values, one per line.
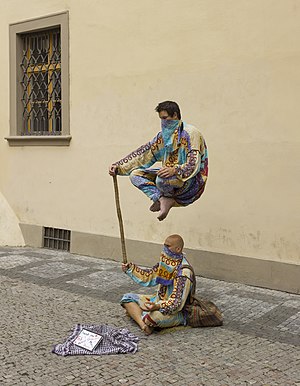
left=174, top=150, right=201, bottom=182
left=175, top=126, right=208, bottom=182
left=125, top=262, right=159, bottom=287
left=159, top=275, right=192, bottom=315
left=115, top=133, right=164, bottom=176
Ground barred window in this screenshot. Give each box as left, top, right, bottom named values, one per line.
left=21, top=28, right=61, bottom=135
left=8, top=12, right=70, bottom=146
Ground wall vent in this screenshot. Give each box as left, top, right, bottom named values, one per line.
left=43, top=227, right=71, bottom=251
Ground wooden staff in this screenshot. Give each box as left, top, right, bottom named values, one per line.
left=113, top=175, right=128, bottom=264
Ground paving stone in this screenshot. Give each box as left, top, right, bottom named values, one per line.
left=67, top=270, right=133, bottom=289
left=0, top=247, right=299, bottom=385
left=22, top=261, right=89, bottom=278
left=0, top=255, right=42, bottom=269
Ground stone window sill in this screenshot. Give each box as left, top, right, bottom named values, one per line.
left=5, top=135, right=72, bottom=146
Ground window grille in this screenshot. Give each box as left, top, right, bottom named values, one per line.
left=20, top=28, right=61, bottom=135
left=43, top=227, right=70, bottom=251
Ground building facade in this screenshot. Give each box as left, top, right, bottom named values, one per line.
left=1, top=0, right=299, bottom=293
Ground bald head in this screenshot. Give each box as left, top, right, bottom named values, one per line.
left=164, top=234, right=184, bottom=253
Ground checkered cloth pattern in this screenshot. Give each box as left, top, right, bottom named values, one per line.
left=52, top=324, right=139, bottom=356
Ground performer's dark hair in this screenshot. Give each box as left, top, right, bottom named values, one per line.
left=155, top=101, right=181, bottom=120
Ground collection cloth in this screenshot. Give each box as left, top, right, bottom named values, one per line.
left=52, top=324, right=139, bottom=356
left=115, top=122, right=208, bottom=205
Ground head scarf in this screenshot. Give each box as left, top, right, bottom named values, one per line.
left=156, top=245, right=183, bottom=286
left=161, top=119, right=181, bottom=153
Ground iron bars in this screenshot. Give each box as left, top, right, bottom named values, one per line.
left=43, top=227, right=71, bottom=251
left=20, top=28, right=61, bottom=135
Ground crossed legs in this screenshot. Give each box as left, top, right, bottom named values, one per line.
left=123, top=302, right=154, bottom=335
left=130, top=169, right=183, bottom=221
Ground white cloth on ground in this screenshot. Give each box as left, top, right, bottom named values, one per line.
left=52, top=324, right=139, bottom=356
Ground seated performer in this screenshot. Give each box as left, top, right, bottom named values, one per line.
left=109, top=101, right=208, bottom=221
left=120, top=234, right=193, bottom=335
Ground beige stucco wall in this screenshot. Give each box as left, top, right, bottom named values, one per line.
left=0, top=192, right=24, bottom=246
left=0, top=1, right=299, bottom=264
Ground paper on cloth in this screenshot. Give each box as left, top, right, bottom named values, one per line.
left=52, top=324, right=139, bottom=356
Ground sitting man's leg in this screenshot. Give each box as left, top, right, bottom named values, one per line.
left=123, top=302, right=153, bottom=335
left=129, top=168, right=187, bottom=221
left=129, top=169, right=161, bottom=207
left=143, top=310, right=185, bottom=329
left=156, top=174, right=205, bottom=219
left=120, top=293, right=153, bottom=335
left=155, top=176, right=184, bottom=221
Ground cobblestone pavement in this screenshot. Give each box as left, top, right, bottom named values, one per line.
left=0, top=246, right=299, bottom=386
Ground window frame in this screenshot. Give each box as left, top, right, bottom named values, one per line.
left=7, top=11, right=70, bottom=146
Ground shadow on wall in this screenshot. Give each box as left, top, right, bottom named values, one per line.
left=0, top=192, right=25, bottom=246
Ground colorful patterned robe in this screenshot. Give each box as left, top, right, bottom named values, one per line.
left=115, top=122, right=208, bottom=205
left=120, top=255, right=193, bottom=328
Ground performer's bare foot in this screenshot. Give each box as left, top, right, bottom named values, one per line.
left=157, top=197, right=176, bottom=221
left=141, top=323, right=153, bottom=335
left=150, top=200, right=160, bottom=212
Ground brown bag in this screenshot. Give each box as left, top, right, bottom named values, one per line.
left=181, top=265, right=223, bottom=328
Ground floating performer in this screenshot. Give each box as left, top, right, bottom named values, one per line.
left=109, top=101, right=208, bottom=221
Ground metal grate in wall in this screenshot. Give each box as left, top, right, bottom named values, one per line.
left=43, top=227, right=71, bottom=251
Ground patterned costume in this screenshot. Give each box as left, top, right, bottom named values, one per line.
left=120, top=246, right=193, bottom=328
left=115, top=121, right=208, bottom=206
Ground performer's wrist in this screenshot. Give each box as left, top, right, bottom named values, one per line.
left=126, top=262, right=133, bottom=271
left=122, top=262, right=132, bottom=273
